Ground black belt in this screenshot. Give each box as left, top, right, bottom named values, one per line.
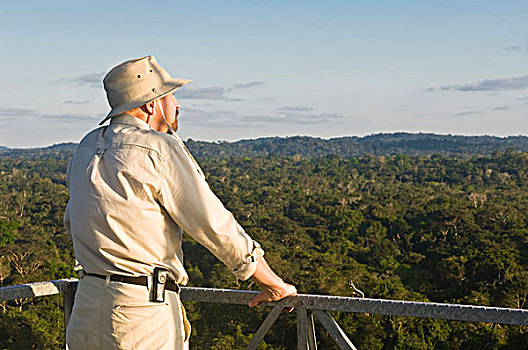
left=85, top=273, right=180, bottom=294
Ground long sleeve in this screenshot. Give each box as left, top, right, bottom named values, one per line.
left=159, top=136, right=263, bottom=280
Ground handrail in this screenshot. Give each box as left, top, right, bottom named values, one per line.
left=1, top=279, right=527, bottom=350
left=0, top=279, right=77, bottom=301
left=179, top=286, right=528, bottom=326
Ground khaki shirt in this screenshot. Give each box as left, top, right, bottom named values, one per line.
left=64, top=114, right=263, bottom=284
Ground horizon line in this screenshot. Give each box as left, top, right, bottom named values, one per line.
left=2, top=131, right=528, bottom=150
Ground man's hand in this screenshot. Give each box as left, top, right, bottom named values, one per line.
left=249, top=282, right=297, bottom=307
left=247, top=258, right=297, bottom=307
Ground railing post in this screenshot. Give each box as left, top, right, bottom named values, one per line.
left=63, top=282, right=77, bottom=349
left=297, top=306, right=309, bottom=349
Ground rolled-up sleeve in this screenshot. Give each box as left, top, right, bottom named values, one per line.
left=159, top=138, right=263, bottom=280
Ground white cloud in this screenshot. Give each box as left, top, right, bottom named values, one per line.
left=178, top=81, right=263, bottom=101
left=503, top=44, right=528, bottom=51
left=453, top=110, right=483, bottom=117
left=232, top=81, right=263, bottom=90
left=0, top=107, right=37, bottom=117
left=0, top=107, right=101, bottom=123
left=64, top=99, right=90, bottom=104
left=276, top=105, right=314, bottom=112
left=67, top=72, right=105, bottom=87
left=40, top=113, right=101, bottom=122
left=178, top=85, right=225, bottom=99
left=428, top=75, right=528, bottom=92
left=177, top=85, right=244, bottom=101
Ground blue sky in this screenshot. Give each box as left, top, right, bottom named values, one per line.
left=1, top=1, right=527, bottom=147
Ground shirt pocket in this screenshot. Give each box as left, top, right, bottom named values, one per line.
left=104, top=144, right=163, bottom=201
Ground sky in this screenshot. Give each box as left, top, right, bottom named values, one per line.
left=1, top=1, right=527, bottom=148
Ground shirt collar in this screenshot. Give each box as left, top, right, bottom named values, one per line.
left=110, top=114, right=151, bottom=130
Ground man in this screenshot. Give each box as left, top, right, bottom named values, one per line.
left=64, top=56, right=296, bottom=349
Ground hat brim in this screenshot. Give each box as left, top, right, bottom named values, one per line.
left=99, top=78, right=192, bottom=125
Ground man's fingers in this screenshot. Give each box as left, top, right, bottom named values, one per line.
left=248, top=285, right=297, bottom=307
left=248, top=291, right=266, bottom=307
left=284, top=284, right=297, bottom=297
left=248, top=296, right=258, bottom=307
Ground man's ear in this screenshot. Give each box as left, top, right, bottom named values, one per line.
left=143, top=100, right=155, bottom=115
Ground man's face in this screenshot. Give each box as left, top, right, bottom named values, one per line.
left=157, top=93, right=180, bottom=133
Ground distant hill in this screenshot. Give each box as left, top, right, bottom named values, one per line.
left=186, top=133, right=528, bottom=158
left=1, top=134, right=528, bottom=159
left=0, top=142, right=77, bottom=159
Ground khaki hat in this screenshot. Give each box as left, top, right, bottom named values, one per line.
left=99, top=55, right=191, bottom=125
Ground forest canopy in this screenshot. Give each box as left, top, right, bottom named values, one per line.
left=0, top=138, right=527, bottom=349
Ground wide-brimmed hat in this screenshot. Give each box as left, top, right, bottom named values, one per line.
left=99, top=55, right=191, bottom=125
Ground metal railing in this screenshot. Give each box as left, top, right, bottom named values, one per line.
left=1, top=279, right=527, bottom=349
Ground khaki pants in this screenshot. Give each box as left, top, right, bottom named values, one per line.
left=66, top=275, right=190, bottom=350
